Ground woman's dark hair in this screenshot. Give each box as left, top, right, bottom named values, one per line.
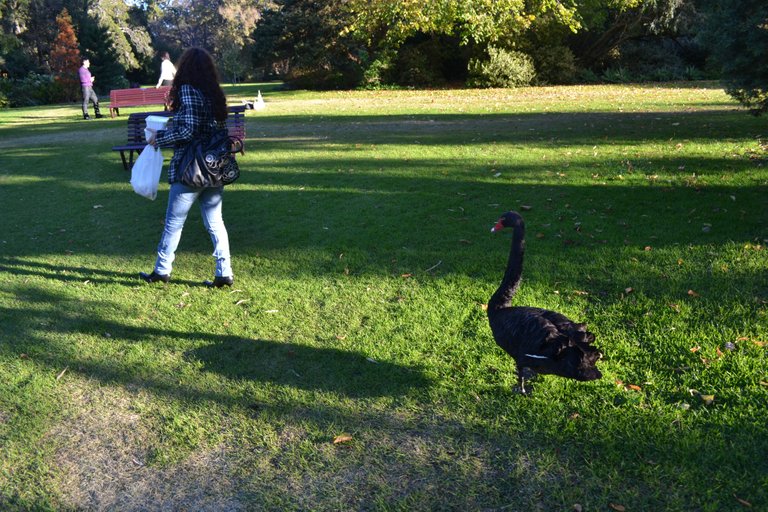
left=167, top=47, right=227, bottom=122
left=160, top=51, right=170, bottom=61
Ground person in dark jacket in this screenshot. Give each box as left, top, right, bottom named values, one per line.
left=141, top=47, right=234, bottom=288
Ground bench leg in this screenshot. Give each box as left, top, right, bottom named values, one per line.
left=119, top=150, right=129, bottom=171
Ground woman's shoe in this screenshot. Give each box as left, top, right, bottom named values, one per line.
left=204, top=276, right=234, bottom=288
left=139, top=271, right=170, bottom=283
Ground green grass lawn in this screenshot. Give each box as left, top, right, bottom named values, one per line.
left=0, top=82, right=766, bottom=511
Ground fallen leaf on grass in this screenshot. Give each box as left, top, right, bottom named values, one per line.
left=734, top=495, right=752, bottom=508
left=687, top=289, right=700, bottom=297
left=700, top=394, right=715, bottom=405
left=573, top=505, right=583, bottom=512
left=520, top=205, right=533, bottom=211
left=644, top=246, right=652, bottom=251
left=690, top=346, right=701, bottom=353
left=759, top=381, right=768, bottom=387
left=669, top=303, right=681, bottom=313
left=535, top=232, right=545, bottom=239
left=716, top=347, right=724, bottom=358
left=333, top=434, right=353, bottom=445
left=234, top=299, right=250, bottom=306
left=480, top=303, right=488, bottom=311
left=628, top=384, right=642, bottom=391
left=459, top=239, right=472, bottom=245
left=609, top=503, right=626, bottom=512
left=56, top=367, right=68, bottom=381
left=401, top=273, right=413, bottom=278
left=20, top=353, right=28, bottom=359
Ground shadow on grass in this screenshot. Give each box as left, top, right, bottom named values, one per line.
left=1, top=284, right=430, bottom=400
left=187, top=337, right=427, bottom=398
left=0, top=257, right=225, bottom=288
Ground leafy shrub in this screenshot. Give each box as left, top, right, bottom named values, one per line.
left=380, top=34, right=469, bottom=87
left=467, top=47, right=536, bottom=88
left=0, top=83, right=10, bottom=108
left=360, top=54, right=395, bottom=90
left=286, top=61, right=362, bottom=90
left=606, top=38, right=709, bottom=83
left=578, top=68, right=601, bottom=83
left=392, top=45, right=443, bottom=87
left=601, top=67, right=633, bottom=83
left=530, top=45, right=578, bottom=84
left=0, top=73, right=67, bottom=107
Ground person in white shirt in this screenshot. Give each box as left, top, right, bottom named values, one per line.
left=156, top=51, right=176, bottom=88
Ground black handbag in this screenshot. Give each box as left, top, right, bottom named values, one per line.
left=179, top=128, right=243, bottom=188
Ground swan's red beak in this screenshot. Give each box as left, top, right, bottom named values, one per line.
left=491, top=220, right=505, bottom=232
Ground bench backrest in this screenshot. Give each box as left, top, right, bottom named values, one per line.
left=110, top=87, right=170, bottom=108
left=125, top=105, right=247, bottom=145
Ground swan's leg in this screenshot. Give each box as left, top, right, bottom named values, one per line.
left=515, top=365, right=533, bottom=395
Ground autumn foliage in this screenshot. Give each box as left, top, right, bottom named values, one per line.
left=49, top=9, right=81, bottom=101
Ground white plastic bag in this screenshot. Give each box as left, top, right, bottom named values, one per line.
left=130, top=146, right=163, bottom=200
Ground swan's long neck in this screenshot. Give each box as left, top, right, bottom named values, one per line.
left=489, top=216, right=525, bottom=310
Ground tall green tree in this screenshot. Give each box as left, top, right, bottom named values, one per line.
left=0, top=0, right=31, bottom=36
left=88, top=0, right=153, bottom=70
left=77, top=13, right=127, bottom=92
left=159, top=0, right=227, bottom=50
left=253, top=0, right=363, bottom=89
left=22, top=0, right=64, bottom=67
left=700, top=0, right=768, bottom=114
left=569, top=0, right=700, bottom=68
left=65, top=0, right=153, bottom=72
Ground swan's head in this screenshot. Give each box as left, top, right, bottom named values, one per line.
left=491, top=211, right=524, bottom=232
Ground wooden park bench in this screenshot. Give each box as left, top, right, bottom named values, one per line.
left=111, top=105, right=247, bottom=171
left=108, top=86, right=171, bottom=118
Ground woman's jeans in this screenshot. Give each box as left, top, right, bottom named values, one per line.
left=154, top=183, right=232, bottom=277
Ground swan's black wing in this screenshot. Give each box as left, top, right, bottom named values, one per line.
left=489, top=306, right=601, bottom=381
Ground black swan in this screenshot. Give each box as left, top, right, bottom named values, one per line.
left=487, top=211, right=602, bottom=394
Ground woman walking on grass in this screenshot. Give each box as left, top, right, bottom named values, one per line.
left=140, top=47, right=234, bottom=288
